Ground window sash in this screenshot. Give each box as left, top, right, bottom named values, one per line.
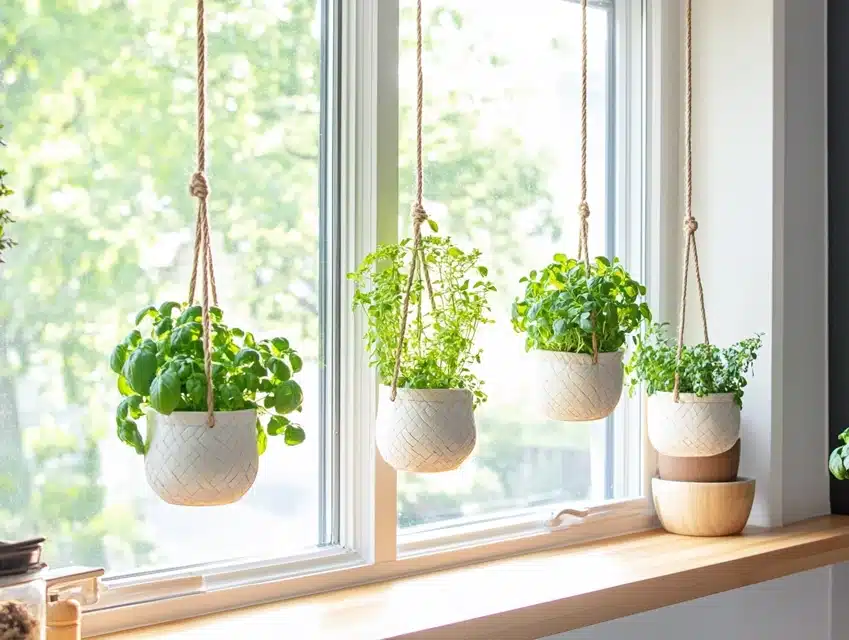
left=82, top=0, right=662, bottom=635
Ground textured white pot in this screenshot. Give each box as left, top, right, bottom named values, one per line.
left=145, top=409, right=259, bottom=506
left=647, top=392, right=740, bottom=458
left=376, top=386, right=476, bottom=473
left=533, top=350, right=624, bottom=422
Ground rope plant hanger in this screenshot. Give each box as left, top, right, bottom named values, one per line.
left=366, top=0, right=480, bottom=474
left=108, top=0, right=309, bottom=505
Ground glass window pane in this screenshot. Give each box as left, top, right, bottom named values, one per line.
left=397, top=0, right=624, bottom=530
left=0, top=0, right=326, bottom=572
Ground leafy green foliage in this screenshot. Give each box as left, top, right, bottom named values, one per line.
left=511, top=254, right=650, bottom=354
left=625, top=323, right=763, bottom=408
left=349, top=235, right=496, bottom=407
left=830, top=428, right=849, bottom=480
left=110, top=303, right=306, bottom=455
left=0, top=124, right=14, bottom=263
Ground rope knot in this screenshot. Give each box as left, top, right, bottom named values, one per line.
left=578, top=202, right=590, bottom=220
left=411, top=203, right=428, bottom=226
left=684, top=217, right=698, bottom=233
left=190, top=172, right=210, bottom=200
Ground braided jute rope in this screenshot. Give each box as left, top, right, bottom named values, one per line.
left=390, top=0, right=437, bottom=402
left=673, top=0, right=710, bottom=402
left=576, top=0, right=599, bottom=364
left=187, top=0, right=218, bottom=427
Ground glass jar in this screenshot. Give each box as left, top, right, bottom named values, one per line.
left=0, top=570, right=46, bottom=640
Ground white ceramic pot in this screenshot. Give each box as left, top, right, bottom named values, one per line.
left=533, top=350, right=624, bottom=422
left=376, top=386, right=476, bottom=473
left=145, top=409, right=259, bottom=506
left=647, top=392, right=740, bottom=458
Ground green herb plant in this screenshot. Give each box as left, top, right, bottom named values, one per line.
left=349, top=234, right=496, bottom=407
left=830, top=429, right=849, bottom=480
left=625, top=322, right=763, bottom=408
left=511, top=254, right=650, bottom=354
left=0, top=124, right=15, bottom=263
left=109, top=303, right=305, bottom=456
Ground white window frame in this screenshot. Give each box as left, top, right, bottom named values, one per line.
left=82, top=0, right=670, bottom=635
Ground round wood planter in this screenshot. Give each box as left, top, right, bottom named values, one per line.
left=647, top=392, right=740, bottom=457
left=533, top=350, right=624, bottom=422
left=652, top=477, right=756, bottom=537
left=376, top=386, right=476, bottom=473
left=145, top=409, right=259, bottom=506
left=657, top=439, right=741, bottom=482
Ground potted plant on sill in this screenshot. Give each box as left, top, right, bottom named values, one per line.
left=626, top=322, right=763, bottom=461
left=511, top=254, right=651, bottom=422
left=0, top=124, right=15, bottom=263
left=110, top=302, right=306, bottom=506
left=349, top=235, right=496, bottom=473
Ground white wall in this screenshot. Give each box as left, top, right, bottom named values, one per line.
left=545, top=567, right=831, bottom=640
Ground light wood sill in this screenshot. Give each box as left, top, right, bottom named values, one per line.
left=97, top=515, right=849, bottom=640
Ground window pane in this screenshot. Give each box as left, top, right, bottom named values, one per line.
left=0, top=0, right=326, bottom=572
left=397, top=0, right=624, bottom=530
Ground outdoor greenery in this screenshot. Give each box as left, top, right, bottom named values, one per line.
left=349, top=235, right=496, bottom=406
left=0, top=124, right=14, bottom=263
left=110, top=303, right=305, bottom=455
left=625, top=323, right=763, bottom=408
left=0, top=0, right=594, bottom=563
left=512, top=255, right=650, bottom=354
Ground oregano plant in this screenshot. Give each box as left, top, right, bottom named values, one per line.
left=511, top=254, right=651, bottom=354
left=348, top=234, right=496, bottom=407
left=109, top=302, right=306, bottom=455
left=625, top=322, right=763, bottom=408
left=0, top=124, right=15, bottom=263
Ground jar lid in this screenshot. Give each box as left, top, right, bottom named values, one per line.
left=0, top=537, right=45, bottom=577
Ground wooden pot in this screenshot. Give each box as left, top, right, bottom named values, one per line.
left=652, top=477, right=756, bottom=537
left=657, top=439, right=741, bottom=482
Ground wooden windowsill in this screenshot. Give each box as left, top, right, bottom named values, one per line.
left=96, top=515, right=849, bottom=640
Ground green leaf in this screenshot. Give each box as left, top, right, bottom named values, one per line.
left=273, top=380, right=303, bottom=414
left=267, top=414, right=291, bottom=436
left=289, top=353, right=303, bottom=373
left=117, top=375, right=134, bottom=397
left=284, top=424, right=306, bottom=446
left=269, top=357, right=291, bottom=381
left=158, top=301, right=181, bottom=317
left=135, top=305, right=159, bottom=325
left=117, top=395, right=144, bottom=420
left=427, top=218, right=439, bottom=233
left=271, top=337, right=290, bottom=353
left=831, top=447, right=848, bottom=480
left=117, top=419, right=146, bottom=455
left=123, top=329, right=142, bottom=348
left=209, top=306, right=224, bottom=323
left=256, top=421, right=268, bottom=456
left=839, top=428, right=849, bottom=445
left=244, top=332, right=257, bottom=348
left=110, top=343, right=128, bottom=375
left=150, top=371, right=181, bottom=415
left=123, top=348, right=158, bottom=396
left=177, top=305, right=202, bottom=326
left=235, top=348, right=261, bottom=366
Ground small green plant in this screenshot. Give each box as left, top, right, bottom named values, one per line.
left=349, top=235, right=496, bottom=406
left=625, top=322, right=763, bottom=408
left=0, top=124, right=15, bottom=263
left=511, top=254, right=650, bottom=354
left=830, top=429, right=849, bottom=480
left=109, top=303, right=306, bottom=455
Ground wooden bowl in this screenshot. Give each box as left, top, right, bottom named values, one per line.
left=657, top=439, right=741, bottom=482
left=652, top=477, right=756, bottom=537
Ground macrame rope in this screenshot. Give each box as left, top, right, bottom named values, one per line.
left=575, top=0, right=599, bottom=364
left=186, top=0, right=217, bottom=427
left=390, top=0, right=437, bottom=402
left=673, top=0, right=710, bottom=402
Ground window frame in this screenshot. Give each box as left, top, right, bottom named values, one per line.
left=82, top=0, right=669, bottom=635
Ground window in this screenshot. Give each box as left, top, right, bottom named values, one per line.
left=0, top=0, right=333, bottom=571
left=0, top=0, right=651, bottom=633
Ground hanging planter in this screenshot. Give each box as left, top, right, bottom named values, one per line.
left=511, top=1, right=650, bottom=423
left=108, top=2, right=307, bottom=506
left=647, top=392, right=739, bottom=458
left=350, top=0, right=494, bottom=473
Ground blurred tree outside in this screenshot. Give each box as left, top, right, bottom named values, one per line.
left=0, top=0, right=597, bottom=564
